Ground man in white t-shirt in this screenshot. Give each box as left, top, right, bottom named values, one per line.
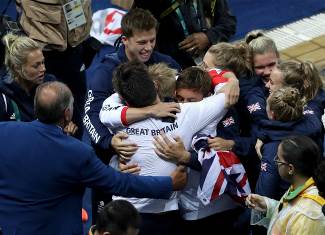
left=99, top=61, right=229, bottom=235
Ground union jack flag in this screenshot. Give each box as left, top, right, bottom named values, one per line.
left=192, top=135, right=251, bottom=206
left=247, top=102, right=261, bottom=113
left=222, top=116, right=235, bottom=127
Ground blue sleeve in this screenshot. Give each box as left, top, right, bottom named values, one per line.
left=83, top=64, right=115, bottom=149
left=80, top=149, right=173, bottom=199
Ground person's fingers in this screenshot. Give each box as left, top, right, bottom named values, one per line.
left=118, top=150, right=137, bottom=158
left=174, top=136, right=182, bottom=143
left=161, top=133, right=172, bottom=146
left=119, top=154, right=132, bottom=162
left=153, top=138, right=164, bottom=152
left=176, top=165, right=187, bottom=172
left=154, top=135, right=169, bottom=150
left=154, top=147, right=169, bottom=160
left=116, top=145, right=138, bottom=152
left=115, top=131, right=129, bottom=139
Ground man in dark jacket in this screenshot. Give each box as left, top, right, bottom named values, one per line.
left=135, top=0, right=237, bottom=68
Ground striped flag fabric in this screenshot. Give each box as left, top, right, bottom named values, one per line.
left=192, top=135, right=251, bottom=205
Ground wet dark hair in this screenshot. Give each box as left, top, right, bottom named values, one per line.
left=112, top=61, right=157, bottom=107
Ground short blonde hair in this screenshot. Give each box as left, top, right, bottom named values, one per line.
left=3, top=33, right=41, bottom=80
left=148, top=63, right=177, bottom=99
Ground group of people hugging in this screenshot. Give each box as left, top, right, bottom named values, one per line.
left=0, top=3, right=324, bottom=235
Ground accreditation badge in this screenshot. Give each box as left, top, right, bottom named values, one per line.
left=63, top=0, right=87, bottom=31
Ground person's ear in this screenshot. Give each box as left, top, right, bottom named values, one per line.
left=121, top=36, right=127, bottom=45
left=64, top=107, right=72, bottom=123
left=288, top=164, right=294, bottom=175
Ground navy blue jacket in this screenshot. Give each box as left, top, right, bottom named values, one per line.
left=0, top=120, right=173, bottom=235
left=84, top=45, right=180, bottom=150
left=306, top=88, right=325, bottom=119
left=0, top=74, right=56, bottom=121
left=230, top=76, right=268, bottom=157
left=256, top=112, right=323, bottom=199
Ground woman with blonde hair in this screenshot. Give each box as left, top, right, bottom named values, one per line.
left=266, top=60, right=325, bottom=118
left=0, top=33, right=54, bottom=121
left=245, top=30, right=279, bottom=85
left=0, top=33, right=77, bottom=134
left=255, top=87, right=323, bottom=200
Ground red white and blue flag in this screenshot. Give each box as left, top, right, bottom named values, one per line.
left=192, top=135, right=251, bottom=205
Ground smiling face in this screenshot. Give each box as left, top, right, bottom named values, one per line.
left=253, top=51, right=278, bottom=83
left=123, top=28, right=156, bottom=63
left=21, top=49, right=46, bottom=85
left=265, top=66, right=284, bottom=93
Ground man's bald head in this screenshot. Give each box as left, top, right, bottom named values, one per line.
left=34, top=81, right=73, bottom=124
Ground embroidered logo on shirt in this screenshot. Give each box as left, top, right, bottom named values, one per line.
left=303, top=109, right=314, bottom=115
left=222, top=116, right=235, bottom=127
left=247, top=102, right=261, bottom=113
left=261, top=163, right=267, bottom=172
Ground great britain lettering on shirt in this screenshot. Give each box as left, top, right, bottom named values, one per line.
left=125, top=122, right=179, bottom=136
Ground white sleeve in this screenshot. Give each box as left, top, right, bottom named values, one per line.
left=181, top=93, right=227, bottom=134
left=100, top=93, right=126, bottom=129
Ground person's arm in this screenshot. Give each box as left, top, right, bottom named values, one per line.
left=210, top=70, right=239, bottom=106
left=80, top=149, right=187, bottom=198
left=205, top=0, right=237, bottom=44
left=153, top=134, right=202, bottom=171
left=84, top=64, right=115, bottom=149
left=246, top=194, right=279, bottom=228
left=183, top=93, right=228, bottom=134
left=100, top=93, right=181, bottom=127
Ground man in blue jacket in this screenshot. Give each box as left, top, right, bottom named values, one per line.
left=84, top=8, right=181, bottom=220
left=0, top=81, right=186, bottom=235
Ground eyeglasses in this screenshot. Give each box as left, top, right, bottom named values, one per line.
left=273, top=155, right=290, bottom=166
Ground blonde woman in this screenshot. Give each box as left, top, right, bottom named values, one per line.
left=0, top=33, right=77, bottom=134
left=0, top=33, right=54, bottom=121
